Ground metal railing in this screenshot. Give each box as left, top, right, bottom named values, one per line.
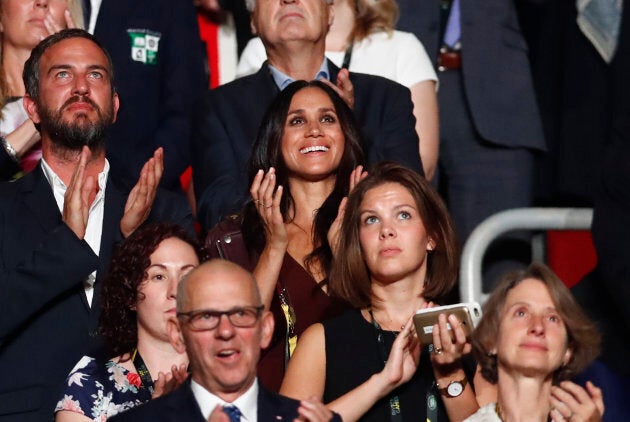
left=459, top=208, right=593, bottom=305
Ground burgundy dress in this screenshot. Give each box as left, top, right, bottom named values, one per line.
left=204, top=218, right=348, bottom=391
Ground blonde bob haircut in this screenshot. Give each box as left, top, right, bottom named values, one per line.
left=329, top=162, right=459, bottom=308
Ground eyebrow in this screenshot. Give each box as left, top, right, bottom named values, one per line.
left=287, top=107, right=337, bottom=115
left=47, top=64, right=110, bottom=76
left=359, top=203, right=417, bottom=214
left=506, top=302, right=559, bottom=313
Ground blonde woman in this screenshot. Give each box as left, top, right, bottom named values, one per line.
left=0, top=0, right=82, bottom=180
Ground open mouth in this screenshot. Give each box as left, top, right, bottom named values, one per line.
left=300, top=145, right=329, bottom=154
left=217, top=349, right=238, bottom=358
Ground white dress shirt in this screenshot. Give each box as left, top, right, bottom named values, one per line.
left=191, top=378, right=259, bottom=421
left=41, top=158, right=109, bottom=306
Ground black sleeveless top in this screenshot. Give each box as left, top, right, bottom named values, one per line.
left=322, top=309, right=451, bottom=422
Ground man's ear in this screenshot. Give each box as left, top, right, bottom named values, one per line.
left=111, top=93, right=120, bottom=123
left=259, top=311, right=275, bottom=350
left=168, top=317, right=187, bottom=354
left=250, top=14, right=257, bottom=35
left=23, top=95, right=41, bottom=124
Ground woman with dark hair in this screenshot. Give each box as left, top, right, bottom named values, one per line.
left=465, top=262, right=603, bottom=422
left=206, top=79, right=365, bottom=391
left=280, top=162, right=482, bottom=421
left=55, top=222, right=201, bottom=421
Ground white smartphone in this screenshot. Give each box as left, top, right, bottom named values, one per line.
left=413, top=302, right=482, bottom=344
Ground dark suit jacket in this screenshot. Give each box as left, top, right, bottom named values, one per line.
left=93, top=0, right=207, bottom=191
left=192, top=60, right=421, bottom=230
left=0, top=165, right=193, bottom=421
left=396, top=0, right=545, bottom=151
left=110, top=380, right=343, bottom=422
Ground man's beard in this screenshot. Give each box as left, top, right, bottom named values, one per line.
left=37, top=95, right=114, bottom=152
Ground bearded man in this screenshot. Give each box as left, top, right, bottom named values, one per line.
left=0, top=29, right=192, bottom=422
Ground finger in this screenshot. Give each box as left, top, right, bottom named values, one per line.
left=554, top=381, right=589, bottom=405
left=586, top=381, right=605, bottom=416
left=257, top=168, right=274, bottom=209
left=437, top=313, right=455, bottom=348
left=44, top=15, right=57, bottom=35
left=153, top=147, right=164, bottom=183
left=64, top=9, right=77, bottom=29
left=448, top=314, right=468, bottom=346
left=262, top=167, right=276, bottom=207
left=250, top=169, right=264, bottom=201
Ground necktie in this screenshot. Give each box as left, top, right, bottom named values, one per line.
left=443, top=0, right=461, bottom=48
left=576, top=0, right=623, bottom=63
left=223, top=404, right=241, bottom=422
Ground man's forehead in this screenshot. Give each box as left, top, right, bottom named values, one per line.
left=186, top=267, right=257, bottom=307
left=41, top=37, right=110, bottom=70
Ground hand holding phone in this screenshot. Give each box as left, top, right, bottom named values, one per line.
left=413, top=302, right=482, bottom=345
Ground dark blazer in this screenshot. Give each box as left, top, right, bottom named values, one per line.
left=93, top=0, right=207, bottom=191
left=0, top=165, right=193, bottom=421
left=396, top=0, right=545, bottom=151
left=191, top=60, right=421, bottom=230
left=110, top=380, right=343, bottom=422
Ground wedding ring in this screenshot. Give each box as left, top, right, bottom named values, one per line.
left=256, top=200, right=266, bottom=207
left=434, top=347, right=442, bottom=355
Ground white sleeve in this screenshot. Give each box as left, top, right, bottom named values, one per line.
left=236, top=37, right=268, bottom=78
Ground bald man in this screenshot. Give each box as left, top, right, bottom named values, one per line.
left=111, top=260, right=340, bottom=421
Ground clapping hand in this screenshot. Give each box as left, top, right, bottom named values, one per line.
left=63, top=146, right=95, bottom=239
left=151, top=363, right=189, bottom=399
left=120, top=148, right=163, bottom=238
left=319, top=68, right=355, bottom=110
left=295, top=397, right=336, bottom=422
left=550, top=381, right=604, bottom=422
left=250, top=167, right=287, bottom=250
left=378, top=318, right=420, bottom=390
left=328, top=165, right=367, bottom=254
left=44, top=8, right=76, bottom=36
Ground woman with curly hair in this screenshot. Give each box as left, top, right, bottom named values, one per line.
left=465, top=263, right=603, bottom=422
left=55, top=222, right=201, bottom=422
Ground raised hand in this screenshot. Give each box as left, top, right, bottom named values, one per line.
left=319, top=68, right=354, bottom=110
left=328, top=165, right=367, bottom=253
left=295, top=396, right=336, bottom=422
left=250, top=167, right=287, bottom=250
left=120, top=148, right=164, bottom=238
left=151, top=363, right=189, bottom=399
left=62, top=146, right=95, bottom=239
left=550, top=381, right=604, bottom=422
left=44, top=9, right=76, bottom=35
left=378, top=318, right=420, bottom=389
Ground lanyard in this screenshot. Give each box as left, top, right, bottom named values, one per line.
left=131, top=348, right=155, bottom=394
left=277, top=284, right=297, bottom=369
left=342, top=44, right=354, bottom=69
left=369, top=310, right=403, bottom=422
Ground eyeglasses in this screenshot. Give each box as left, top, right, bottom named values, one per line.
left=177, top=305, right=264, bottom=331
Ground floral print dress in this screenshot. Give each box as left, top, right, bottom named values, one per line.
left=55, top=355, right=152, bottom=421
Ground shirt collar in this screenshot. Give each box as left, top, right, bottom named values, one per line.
left=191, top=378, right=259, bottom=421
left=268, top=59, right=330, bottom=91
left=41, top=157, right=109, bottom=210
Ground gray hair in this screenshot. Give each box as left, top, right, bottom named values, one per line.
left=246, top=0, right=333, bottom=12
